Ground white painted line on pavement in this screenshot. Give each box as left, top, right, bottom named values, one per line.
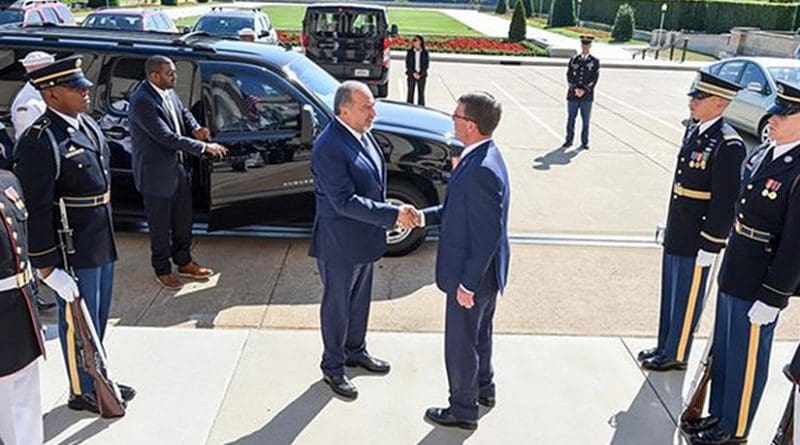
left=491, top=81, right=563, bottom=143
left=596, top=90, right=684, bottom=133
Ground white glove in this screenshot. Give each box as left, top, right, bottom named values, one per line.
left=41, top=268, right=78, bottom=303
left=695, top=249, right=717, bottom=268
left=747, top=300, right=780, bottom=326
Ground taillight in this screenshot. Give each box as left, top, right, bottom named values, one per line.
left=383, top=37, right=391, bottom=51
left=301, top=33, right=308, bottom=49
left=382, top=38, right=391, bottom=67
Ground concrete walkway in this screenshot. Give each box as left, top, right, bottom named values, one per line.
left=442, top=9, right=647, bottom=60
left=39, top=326, right=797, bottom=444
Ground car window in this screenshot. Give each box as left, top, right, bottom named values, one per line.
left=739, top=63, right=768, bottom=93
left=261, top=14, right=270, bottom=29
left=194, top=16, right=253, bottom=37
left=40, top=6, right=59, bottom=24
left=286, top=56, right=339, bottom=111
left=717, top=61, right=745, bottom=84
left=347, top=11, right=380, bottom=37
left=768, top=67, right=800, bottom=85
left=25, top=10, right=42, bottom=26
left=205, top=66, right=301, bottom=134
left=106, top=57, right=194, bottom=114
left=144, top=14, right=157, bottom=30
left=708, top=63, right=722, bottom=75
left=307, top=11, right=338, bottom=36
left=54, top=4, right=74, bottom=24
left=156, top=13, right=174, bottom=31
left=84, top=14, right=142, bottom=31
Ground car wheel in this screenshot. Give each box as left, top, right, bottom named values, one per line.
left=758, top=118, right=771, bottom=145
left=385, top=180, right=428, bottom=256
left=376, top=83, right=389, bottom=98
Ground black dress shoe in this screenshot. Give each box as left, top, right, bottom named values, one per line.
left=637, top=347, right=659, bottom=362
left=424, top=407, right=477, bottom=430
left=579, top=145, right=590, bottom=150
left=478, top=395, right=496, bottom=408
left=345, top=354, right=390, bottom=374
left=323, top=374, right=358, bottom=400
left=681, top=416, right=719, bottom=435
left=561, top=142, right=572, bottom=149
left=68, top=393, right=100, bottom=414
left=642, top=354, right=687, bottom=371
left=117, top=384, right=136, bottom=402
left=691, top=426, right=747, bottom=444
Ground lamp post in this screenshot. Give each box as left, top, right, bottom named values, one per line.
left=659, top=3, right=668, bottom=43
left=576, top=0, right=583, bottom=27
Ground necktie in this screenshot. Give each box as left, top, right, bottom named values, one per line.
left=164, top=94, right=182, bottom=136
left=360, top=133, right=382, bottom=177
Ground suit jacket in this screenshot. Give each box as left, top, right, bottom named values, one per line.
left=129, top=82, right=204, bottom=199
left=405, top=48, right=430, bottom=77
left=14, top=110, right=117, bottom=269
left=566, top=54, right=599, bottom=102
left=423, top=141, right=510, bottom=295
left=308, top=119, right=398, bottom=264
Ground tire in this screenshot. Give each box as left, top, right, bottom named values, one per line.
left=385, top=180, right=428, bottom=256
left=376, top=82, right=389, bottom=98
left=758, top=117, right=771, bottom=145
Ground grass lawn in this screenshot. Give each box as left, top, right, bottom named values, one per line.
left=177, top=4, right=482, bottom=36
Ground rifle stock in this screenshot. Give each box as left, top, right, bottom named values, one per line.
left=772, top=390, right=794, bottom=445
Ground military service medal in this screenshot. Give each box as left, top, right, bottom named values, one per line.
left=4, top=186, right=24, bottom=210
left=762, top=179, right=781, bottom=200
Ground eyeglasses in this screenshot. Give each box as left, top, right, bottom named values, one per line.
left=451, top=113, right=476, bottom=123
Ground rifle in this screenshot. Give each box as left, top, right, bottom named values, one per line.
left=771, top=388, right=794, bottom=445
left=680, top=250, right=724, bottom=424
left=58, top=198, right=125, bottom=418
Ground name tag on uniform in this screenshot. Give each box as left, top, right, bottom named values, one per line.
left=65, top=147, right=85, bottom=159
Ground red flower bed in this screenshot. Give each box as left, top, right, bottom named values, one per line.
left=276, top=30, right=546, bottom=56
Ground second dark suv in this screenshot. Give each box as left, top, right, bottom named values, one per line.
left=302, top=3, right=397, bottom=98
left=0, top=27, right=455, bottom=255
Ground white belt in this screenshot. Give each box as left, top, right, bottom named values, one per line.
left=0, top=266, right=32, bottom=292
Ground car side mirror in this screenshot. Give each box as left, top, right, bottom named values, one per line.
left=390, top=24, right=398, bottom=38
left=183, top=25, right=191, bottom=34
left=746, top=82, right=764, bottom=94
left=300, top=105, right=316, bottom=145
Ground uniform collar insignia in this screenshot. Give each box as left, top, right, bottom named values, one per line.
left=785, top=155, right=793, bottom=163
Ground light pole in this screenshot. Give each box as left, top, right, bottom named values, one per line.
left=576, top=0, right=582, bottom=27
left=659, top=3, right=668, bottom=43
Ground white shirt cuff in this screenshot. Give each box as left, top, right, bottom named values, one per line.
left=459, top=284, right=474, bottom=295
left=419, top=211, right=425, bottom=228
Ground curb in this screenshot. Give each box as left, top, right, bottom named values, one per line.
left=388, top=51, right=706, bottom=71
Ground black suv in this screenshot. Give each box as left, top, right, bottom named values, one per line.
left=302, top=3, right=397, bottom=97
left=0, top=27, right=455, bottom=255
left=193, top=7, right=277, bottom=43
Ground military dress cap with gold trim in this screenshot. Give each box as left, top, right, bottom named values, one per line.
left=580, top=35, right=594, bottom=45
left=768, top=80, right=800, bottom=116
left=26, top=55, right=93, bottom=91
left=688, top=70, right=742, bottom=101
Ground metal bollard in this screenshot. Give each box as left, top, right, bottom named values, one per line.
left=681, top=39, right=688, bottom=63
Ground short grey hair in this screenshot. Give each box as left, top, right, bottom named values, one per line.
left=458, top=91, right=502, bottom=136
left=334, top=81, right=371, bottom=115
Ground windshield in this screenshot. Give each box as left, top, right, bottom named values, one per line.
left=287, top=56, right=339, bottom=111
left=83, top=14, right=142, bottom=31
left=194, top=16, right=252, bottom=37
left=308, top=10, right=383, bottom=37
left=0, top=9, right=22, bottom=25
left=769, top=67, right=800, bottom=85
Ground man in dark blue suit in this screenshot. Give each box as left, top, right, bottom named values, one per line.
left=418, top=91, right=510, bottom=430
left=309, top=81, right=418, bottom=400
left=129, top=55, right=228, bottom=290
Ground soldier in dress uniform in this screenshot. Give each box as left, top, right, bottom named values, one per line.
left=13, top=55, right=135, bottom=414
left=0, top=170, right=45, bottom=445
left=638, top=71, right=745, bottom=373
left=563, top=36, right=599, bottom=150
left=11, top=51, right=54, bottom=141
left=685, top=80, right=800, bottom=445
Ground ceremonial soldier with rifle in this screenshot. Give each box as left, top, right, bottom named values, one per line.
left=0, top=170, right=45, bottom=444
left=14, top=55, right=135, bottom=415
left=684, top=81, right=800, bottom=445
left=771, top=343, right=800, bottom=445
left=638, top=71, right=745, bottom=372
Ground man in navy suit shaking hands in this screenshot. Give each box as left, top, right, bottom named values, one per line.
left=416, top=91, right=510, bottom=430
left=309, top=81, right=419, bottom=400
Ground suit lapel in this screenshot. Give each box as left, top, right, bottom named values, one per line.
left=335, top=120, right=383, bottom=185
left=752, top=144, right=800, bottom=183
left=146, top=83, right=178, bottom=133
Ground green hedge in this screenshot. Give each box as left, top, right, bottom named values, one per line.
left=580, top=0, right=800, bottom=33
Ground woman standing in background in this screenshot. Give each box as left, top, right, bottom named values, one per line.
left=405, top=35, right=429, bottom=106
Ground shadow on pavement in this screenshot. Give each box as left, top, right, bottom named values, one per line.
left=44, top=404, right=119, bottom=444
left=224, top=381, right=334, bottom=445
left=533, top=145, right=584, bottom=171
left=608, top=367, right=688, bottom=445
left=417, top=406, right=493, bottom=444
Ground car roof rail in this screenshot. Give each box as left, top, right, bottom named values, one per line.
left=0, top=27, right=217, bottom=53
left=173, top=30, right=209, bottom=44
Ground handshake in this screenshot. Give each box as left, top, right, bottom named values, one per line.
left=396, top=205, right=423, bottom=230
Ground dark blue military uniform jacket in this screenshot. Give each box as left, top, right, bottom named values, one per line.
left=719, top=142, right=800, bottom=308
left=664, top=120, right=745, bottom=256
left=0, top=170, right=44, bottom=377
left=14, top=109, right=117, bottom=270
left=566, top=54, right=599, bottom=102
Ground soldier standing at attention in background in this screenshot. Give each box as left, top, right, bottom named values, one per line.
left=563, top=36, right=599, bottom=150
